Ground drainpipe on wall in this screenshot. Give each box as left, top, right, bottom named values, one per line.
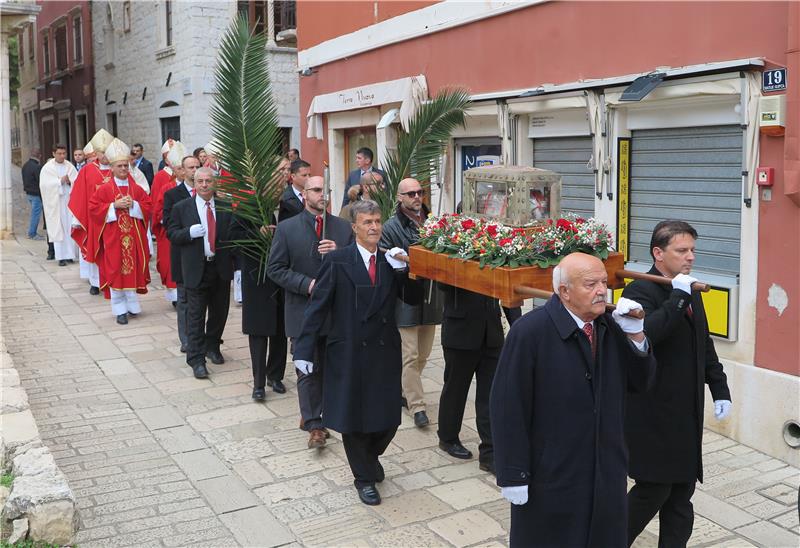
left=784, top=0, right=800, bottom=207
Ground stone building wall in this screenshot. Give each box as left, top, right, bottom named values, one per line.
left=91, top=0, right=299, bottom=160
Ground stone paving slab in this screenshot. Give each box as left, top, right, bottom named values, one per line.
left=2, top=179, right=800, bottom=548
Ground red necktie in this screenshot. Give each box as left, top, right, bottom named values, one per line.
left=582, top=322, right=596, bottom=356
left=191, top=188, right=196, bottom=197
left=315, top=215, right=323, bottom=239
left=368, top=255, right=376, bottom=285
left=687, top=304, right=694, bottom=318
left=206, top=201, right=216, bottom=254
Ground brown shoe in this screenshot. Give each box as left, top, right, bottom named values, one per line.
left=308, top=429, right=326, bottom=449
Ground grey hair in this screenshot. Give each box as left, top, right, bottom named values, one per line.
left=195, top=167, right=215, bottom=179
left=349, top=199, right=381, bottom=223
left=552, top=264, right=569, bottom=294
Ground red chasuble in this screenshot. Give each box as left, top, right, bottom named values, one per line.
left=68, top=161, right=112, bottom=261
left=149, top=168, right=178, bottom=288
left=88, top=177, right=152, bottom=298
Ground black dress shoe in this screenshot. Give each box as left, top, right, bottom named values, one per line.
left=127, top=311, right=138, bottom=317
left=89, top=286, right=100, bottom=295
left=357, top=484, right=381, bottom=506
left=171, top=301, right=177, bottom=308
left=479, top=461, right=496, bottom=475
left=180, top=344, right=187, bottom=353
left=67, top=259, right=75, bottom=264
left=439, top=441, right=473, bottom=460
left=193, top=364, right=209, bottom=379
left=376, top=461, right=385, bottom=483
left=206, top=350, right=225, bottom=364
left=46, top=254, right=55, bottom=261
left=268, top=379, right=286, bottom=394
left=58, top=259, right=67, bottom=266
left=414, top=411, right=430, bottom=428
left=401, top=396, right=408, bottom=409
left=116, top=314, right=128, bottom=325
left=252, top=388, right=266, bottom=401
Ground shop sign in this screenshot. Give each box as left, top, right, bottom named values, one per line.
left=527, top=108, right=591, bottom=138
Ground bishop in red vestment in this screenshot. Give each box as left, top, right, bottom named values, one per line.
left=68, top=129, right=115, bottom=294
left=88, top=138, right=152, bottom=325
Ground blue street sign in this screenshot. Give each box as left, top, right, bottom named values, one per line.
left=762, top=68, right=786, bottom=92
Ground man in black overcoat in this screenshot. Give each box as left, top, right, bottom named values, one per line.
left=277, top=159, right=309, bottom=223
left=267, top=176, right=353, bottom=448
left=437, top=285, right=503, bottom=471
left=490, top=252, right=656, bottom=547
left=624, top=220, right=731, bottom=547
left=167, top=167, right=235, bottom=379
left=292, top=200, right=419, bottom=506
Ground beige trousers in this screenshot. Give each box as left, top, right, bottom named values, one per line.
left=399, top=324, right=437, bottom=414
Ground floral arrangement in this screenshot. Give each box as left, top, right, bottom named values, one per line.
left=417, top=213, right=615, bottom=269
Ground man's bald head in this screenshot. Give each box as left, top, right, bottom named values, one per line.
left=303, top=176, right=326, bottom=214
left=397, top=177, right=424, bottom=213
left=305, top=175, right=324, bottom=190
left=553, top=252, right=608, bottom=322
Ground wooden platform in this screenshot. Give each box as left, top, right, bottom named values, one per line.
left=408, top=246, right=625, bottom=307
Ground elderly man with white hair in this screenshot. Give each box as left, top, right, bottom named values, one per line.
left=490, top=252, right=656, bottom=548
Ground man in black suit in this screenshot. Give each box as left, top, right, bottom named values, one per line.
left=277, top=159, right=310, bottom=222
left=437, top=285, right=504, bottom=473
left=132, top=143, right=155, bottom=186
left=167, top=167, right=234, bottom=379
left=341, top=147, right=386, bottom=207
left=267, top=175, right=353, bottom=448
left=293, top=199, right=419, bottom=506
left=624, top=220, right=731, bottom=547
left=163, top=155, right=200, bottom=352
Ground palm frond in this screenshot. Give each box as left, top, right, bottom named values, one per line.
left=375, top=88, right=471, bottom=220
left=209, top=16, right=284, bottom=280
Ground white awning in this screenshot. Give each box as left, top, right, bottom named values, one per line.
left=306, top=75, right=428, bottom=139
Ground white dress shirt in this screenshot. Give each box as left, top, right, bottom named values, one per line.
left=565, top=306, right=648, bottom=352
left=106, top=178, right=144, bottom=222
left=355, top=242, right=377, bottom=274
left=183, top=181, right=193, bottom=195
left=195, top=195, right=216, bottom=258
left=291, top=184, right=303, bottom=203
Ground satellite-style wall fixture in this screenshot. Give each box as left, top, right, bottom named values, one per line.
left=620, top=72, right=666, bottom=102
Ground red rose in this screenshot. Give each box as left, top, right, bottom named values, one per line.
left=576, top=217, right=586, bottom=224
left=487, top=224, right=498, bottom=237
left=498, top=237, right=513, bottom=246
left=556, top=219, right=575, bottom=231
left=461, top=219, right=476, bottom=230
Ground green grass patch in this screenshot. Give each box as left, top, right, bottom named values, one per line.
left=0, top=473, right=13, bottom=488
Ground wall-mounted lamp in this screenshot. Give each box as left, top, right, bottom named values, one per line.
left=620, top=72, right=666, bottom=102
left=299, top=67, right=317, bottom=77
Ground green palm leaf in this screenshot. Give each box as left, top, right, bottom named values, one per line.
left=209, top=16, right=284, bottom=280
left=374, top=88, right=470, bottom=220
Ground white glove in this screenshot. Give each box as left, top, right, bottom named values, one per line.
left=672, top=273, right=697, bottom=295
left=295, top=360, right=314, bottom=375
left=501, top=485, right=528, bottom=505
left=385, top=247, right=408, bottom=270
left=714, top=399, right=732, bottom=420
left=612, top=297, right=644, bottom=334
left=189, top=224, right=206, bottom=238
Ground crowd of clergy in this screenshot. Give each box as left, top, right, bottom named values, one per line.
left=25, top=129, right=733, bottom=548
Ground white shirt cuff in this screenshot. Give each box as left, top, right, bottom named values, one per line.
left=632, top=337, right=649, bottom=352
left=129, top=201, right=144, bottom=220
left=106, top=204, right=117, bottom=222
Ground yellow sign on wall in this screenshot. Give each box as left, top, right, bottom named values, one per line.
left=612, top=282, right=731, bottom=339
left=617, top=138, right=631, bottom=261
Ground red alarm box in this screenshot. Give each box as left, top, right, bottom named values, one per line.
left=756, top=167, right=775, bottom=187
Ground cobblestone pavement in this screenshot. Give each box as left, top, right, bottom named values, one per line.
left=3, top=167, right=799, bottom=547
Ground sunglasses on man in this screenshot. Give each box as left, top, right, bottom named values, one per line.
left=400, top=190, right=424, bottom=198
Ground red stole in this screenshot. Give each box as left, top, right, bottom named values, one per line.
left=88, top=177, right=152, bottom=297
left=150, top=169, right=178, bottom=288
left=68, top=161, right=111, bottom=261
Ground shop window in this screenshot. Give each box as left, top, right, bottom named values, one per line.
left=72, top=14, right=83, bottom=65
left=54, top=23, right=68, bottom=72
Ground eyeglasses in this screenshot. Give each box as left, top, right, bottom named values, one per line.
left=400, top=190, right=424, bottom=198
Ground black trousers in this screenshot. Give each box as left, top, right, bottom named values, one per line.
left=437, top=344, right=499, bottom=464
left=289, top=336, right=327, bottom=431
left=249, top=332, right=288, bottom=388
left=628, top=481, right=696, bottom=548
left=186, top=261, right=231, bottom=367
left=502, top=306, right=522, bottom=326
left=342, top=428, right=398, bottom=488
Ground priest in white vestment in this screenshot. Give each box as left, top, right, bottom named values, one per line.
left=40, top=145, right=79, bottom=265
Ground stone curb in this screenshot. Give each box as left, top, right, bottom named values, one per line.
left=1, top=351, right=81, bottom=545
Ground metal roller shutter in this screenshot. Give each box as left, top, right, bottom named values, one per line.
left=629, top=125, right=742, bottom=276
left=532, top=136, right=595, bottom=219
